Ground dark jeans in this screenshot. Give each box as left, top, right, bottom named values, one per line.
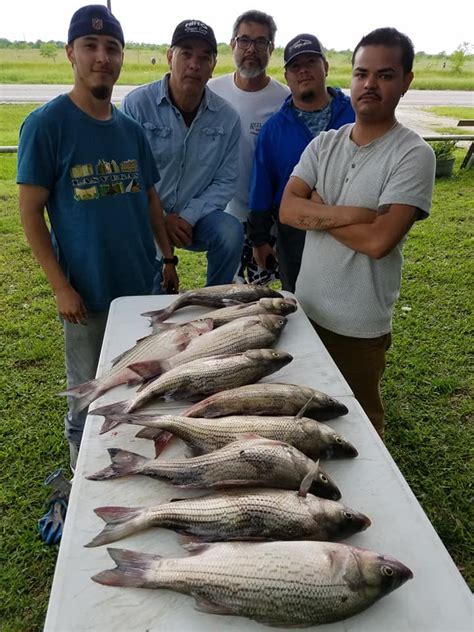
left=153, top=210, right=244, bottom=293
left=311, top=320, right=392, bottom=439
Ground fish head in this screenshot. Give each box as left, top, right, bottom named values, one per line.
left=304, top=497, right=371, bottom=539
left=258, top=313, right=288, bottom=334
left=245, top=349, right=293, bottom=371
left=307, top=423, right=358, bottom=458
left=260, top=297, right=298, bottom=316
left=308, top=466, right=342, bottom=501
left=334, top=506, right=372, bottom=538
left=350, top=548, right=414, bottom=596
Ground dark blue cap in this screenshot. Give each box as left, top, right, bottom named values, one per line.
left=284, top=34, right=325, bottom=67
left=68, top=4, right=124, bottom=46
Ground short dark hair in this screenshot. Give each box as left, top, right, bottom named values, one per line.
left=352, top=27, right=415, bottom=74
left=232, top=10, right=277, bottom=43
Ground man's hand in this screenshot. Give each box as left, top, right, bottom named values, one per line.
left=55, top=285, right=87, bottom=324
left=252, top=243, right=278, bottom=269
left=165, top=215, right=193, bottom=248
left=161, top=264, right=179, bottom=294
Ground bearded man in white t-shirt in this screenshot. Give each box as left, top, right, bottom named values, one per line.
left=280, top=27, right=436, bottom=439
left=209, top=10, right=289, bottom=283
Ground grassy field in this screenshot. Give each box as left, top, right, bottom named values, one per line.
left=1, top=103, right=473, bottom=630
left=1, top=47, right=474, bottom=89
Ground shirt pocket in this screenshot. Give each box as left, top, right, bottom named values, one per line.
left=199, top=126, right=225, bottom=164
left=141, top=122, right=172, bottom=168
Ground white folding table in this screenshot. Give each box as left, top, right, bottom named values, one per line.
left=44, top=295, right=472, bottom=631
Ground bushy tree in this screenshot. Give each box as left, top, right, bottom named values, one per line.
left=450, top=42, right=472, bottom=72
left=40, top=42, right=58, bottom=63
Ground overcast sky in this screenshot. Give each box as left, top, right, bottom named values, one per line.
left=2, top=0, right=473, bottom=54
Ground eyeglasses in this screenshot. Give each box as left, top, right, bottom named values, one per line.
left=235, top=36, right=272, bottom=52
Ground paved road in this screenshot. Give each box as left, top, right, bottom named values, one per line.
left=1, top=84, right=473, bottom=106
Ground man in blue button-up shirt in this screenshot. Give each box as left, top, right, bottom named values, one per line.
left=122, top=19, right=244, bottom=292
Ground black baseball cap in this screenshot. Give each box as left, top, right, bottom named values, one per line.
left=171, top=19, right=217, bottom=54
left=68, top=4, right=124, bottom=46
left=284, top=34, right=325, bottom=67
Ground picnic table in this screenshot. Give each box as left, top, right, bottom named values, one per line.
left=43, top=294, right=472, bottom=631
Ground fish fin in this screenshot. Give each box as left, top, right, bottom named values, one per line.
left=85, top=506, right=145, bottom=547
left=92, top=548, right=161, bottom=587
left=135, top=426, right=163, bottom=441
left=295, top=395, right=316, bottom=419
left=234, top=432, right=265, bottom=442
left=181, top=541, right=212, bottom=554
left=127, top=359, right=169, bottom=380
left=109, top=347, right=134, bottom=366
left=299, top=460, right=320, bottom=498
left=86, top=448, right=148, bottom=481
left=177, top=533, right=204, bottom=546
left=91, top=401, right=129, bottom=417
left=221, top=298, right=245, bottom=305
left=192, top=593, right=235, bottom=616
left=133, top=427, right=175, bottom=458
left=57, top=379, right=105, bottom=412
left=140, top=306, right=174, bottom=322
left=99, top=416, right=130, bottom=435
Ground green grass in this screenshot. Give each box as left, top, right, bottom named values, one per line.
left=1, top=104, right=473, bottom=630
left=424, top=106, right=474, bottom=120
left=1, top=47, right=473, bottom=89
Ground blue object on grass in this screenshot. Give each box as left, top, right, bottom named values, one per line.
left=38, top=498, right=68, bottom=545
left=38, top=468, right=72, bottom=545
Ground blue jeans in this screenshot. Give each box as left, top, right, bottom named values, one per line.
left=62, top=310, right=109, bottom=449
left=153, top=211, right=244, bottom=294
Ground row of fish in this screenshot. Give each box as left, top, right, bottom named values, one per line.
left=86, top=284, right=412, bottom=627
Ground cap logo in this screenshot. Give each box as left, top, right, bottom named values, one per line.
left=291, top=38, right=312, bottom=51
left=184, top=20, right=208, bottom=35
left=92, top=18, right=103, bottom=31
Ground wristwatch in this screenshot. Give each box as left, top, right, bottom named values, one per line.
left=163, top=255, right=179, bottom=265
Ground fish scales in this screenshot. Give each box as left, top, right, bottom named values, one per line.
left=58, top=320, right=213, bottom=412
left=152, top=297, right=298, bottom=330
left=92, top=350, right=292, bottom=417
left=183, top=382, right=349, bottom=420
left=151, top=315, right=287, bottom=372
left=87, top=438, right=341, bottom=500
left=130, top=414, right=357, bottom=459
left=142, top=284, right=283, bottom=323
left=93, top=541, right=413, bottom=626
left=86, top=489, right=370, bottom=547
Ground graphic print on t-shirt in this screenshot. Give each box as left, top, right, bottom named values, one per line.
left=70, top=158, right=141, bottom=201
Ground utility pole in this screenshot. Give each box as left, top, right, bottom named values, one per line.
left=107, top=1, right=112, bottom=10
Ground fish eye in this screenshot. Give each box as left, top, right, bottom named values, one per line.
left=335, top=436, right=343, bottom=444
left=343, top=511, right=353, bottom=520
left=272, top=352, right=279, bottom=357
left=319, top=473, right=328, bottom=483
left=381, top=565, right=394, bottom=577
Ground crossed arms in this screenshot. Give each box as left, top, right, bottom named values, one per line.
left=279, top=176, right=417, bottom=260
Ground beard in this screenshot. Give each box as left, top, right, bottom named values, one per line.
left=91, top=84, right=112, bottom=100
left=236, top=58, right=267, bottom=79
left=300, top=89, right=317, bottom=103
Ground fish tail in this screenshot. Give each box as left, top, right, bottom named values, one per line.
left=99, top=415, right=130, bottom=435
left=57, top=378, right=105, bottom=412
left=86, top=448, right=148, bottom=481
left=85, top=506, right=148, bottom=547
left=133, top=427, right=174, bottom=457
left=91, top=400, right=130, bottom=417
left=92, top=548, right=162, bottom=587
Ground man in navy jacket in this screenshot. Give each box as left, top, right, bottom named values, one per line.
left=248, top=34, right=354, bottom=291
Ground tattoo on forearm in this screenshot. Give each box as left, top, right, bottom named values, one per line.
left=297, top=214, right=335, bottom=229
left=377, top=205, right=391, bottom=215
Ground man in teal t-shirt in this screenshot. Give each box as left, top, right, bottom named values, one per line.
left=17, top=5, right=177, bottom=470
